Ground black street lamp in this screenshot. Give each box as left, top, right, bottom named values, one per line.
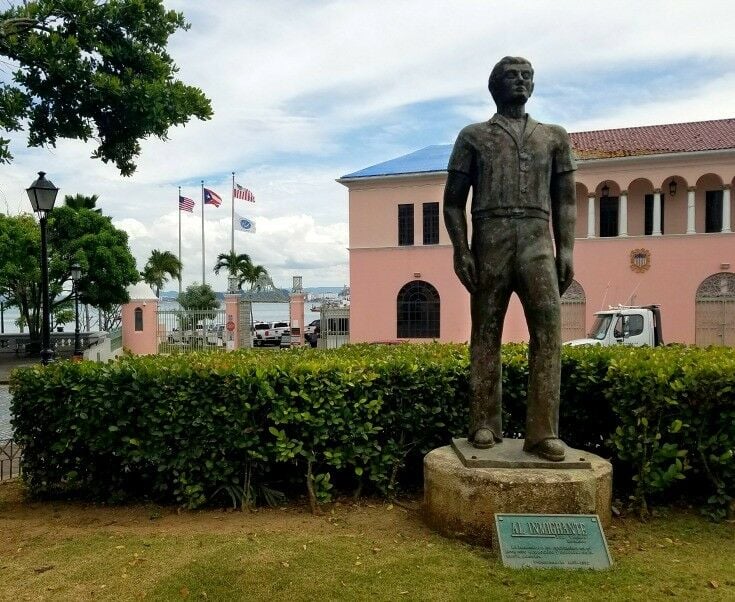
left=71, top=262, right=83, bottom=360
left=26, top=171, right=59, bottom=365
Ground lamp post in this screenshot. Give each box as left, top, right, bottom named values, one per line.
left=71, top=262, right=82, bottom=360
left=26, top=171, right=59, bottom=365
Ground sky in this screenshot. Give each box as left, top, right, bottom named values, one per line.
left=3, top=0, right=735, bottom=291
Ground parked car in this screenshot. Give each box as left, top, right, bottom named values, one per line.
left=279, top=332, right=291, bottom=348
left=305, top=319, right=320, bottom=337
left=253, top=321, right=289, bottom=347
left=252, top=322, right=272, bottom=347
left=206, top=324, right=225, bottom=346
left=167, top=328, right=184, bottom=343
left=304, top=319, right=320, bottom=348
left=188, top=325, right=206, bottom=344
left=259, top=321, right=289, bottom=346
left=167, top=325, right=205, bottom=344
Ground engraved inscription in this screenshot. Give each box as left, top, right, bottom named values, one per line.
left=495, top=514, right=612, bottom=569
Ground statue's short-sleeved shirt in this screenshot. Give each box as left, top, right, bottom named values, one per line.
left=447, top=114, right=576, bottom=218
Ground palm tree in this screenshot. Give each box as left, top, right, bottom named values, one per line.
left=214, top=250, right=270, bottom=291
left=141, top=249, right=182, bottom=297
left=240, top=263, right=268, bottom=291
left=64, top=193, right=102, bottom=213
left=214, top=251, right=251, bottom=277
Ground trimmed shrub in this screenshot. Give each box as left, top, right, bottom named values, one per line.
left=9, top=344, right=735, bottom=516
left=605, top=345, right=735, bottom=518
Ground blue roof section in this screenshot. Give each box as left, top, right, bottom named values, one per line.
left=341, top=144, right=453, bottom=179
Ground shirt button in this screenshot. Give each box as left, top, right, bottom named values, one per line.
left=520, top=162, right=529, bottom=171
left=521, top=185, right=528, bottom=193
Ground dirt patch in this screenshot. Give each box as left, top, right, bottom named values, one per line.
left=0, top=480, right=428, bottom=543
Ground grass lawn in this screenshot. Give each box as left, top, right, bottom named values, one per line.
left=0, top=481, right=733, bottom=601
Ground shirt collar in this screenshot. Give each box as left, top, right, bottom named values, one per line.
left=489, top=113, right=540, bottom=146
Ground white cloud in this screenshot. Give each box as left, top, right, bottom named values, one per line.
left=113, top=218, right=150, bottom=242
left=3, top=0, right=735, bottom=292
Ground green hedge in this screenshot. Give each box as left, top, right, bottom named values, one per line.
left=9, top=344, right=735, bottom=517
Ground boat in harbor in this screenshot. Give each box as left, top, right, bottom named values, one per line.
left=310, top=285, right=350, bottom=313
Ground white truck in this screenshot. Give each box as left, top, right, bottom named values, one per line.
left=565, top=305, right=664, bottom=347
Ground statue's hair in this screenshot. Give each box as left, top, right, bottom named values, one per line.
left=488, top=56, right=533, bottom=100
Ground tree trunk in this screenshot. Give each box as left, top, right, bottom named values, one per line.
left=306, top=459, right=319, bottom=515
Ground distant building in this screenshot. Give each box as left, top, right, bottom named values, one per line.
left=339, top=118, right=735, bottom=345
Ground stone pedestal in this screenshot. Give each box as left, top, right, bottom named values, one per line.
left=424, top=441, right=612, bottom=547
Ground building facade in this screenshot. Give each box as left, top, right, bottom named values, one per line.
left=339, top=119, right=735, bottom=345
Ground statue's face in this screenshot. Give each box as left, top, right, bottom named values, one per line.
left=496, top=63, right=534, bottom=105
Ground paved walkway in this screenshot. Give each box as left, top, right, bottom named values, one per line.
left=0, top=387, right=20, bottom=479
left=0, top=357, right=36, bottom=384
left=0, top=385, right=12, bottom=439
left=0, top=358, right=34, bottom=440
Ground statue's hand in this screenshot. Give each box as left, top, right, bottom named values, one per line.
left=556, top=251, right=574, bottom=296
left=454, top=249, right=478, bottom=293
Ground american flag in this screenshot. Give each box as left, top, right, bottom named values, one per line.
left=234, top=183, right=255, bottom=202
left=203, top=188, right=222, bottom=207
left=179, top=196, right=195, bottom=212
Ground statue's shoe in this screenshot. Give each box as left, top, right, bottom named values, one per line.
left=524, top=438, right=566, bottom=461
left=471, top=428, right=501, bottom=449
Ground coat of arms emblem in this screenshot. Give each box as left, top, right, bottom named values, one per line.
left=630, top=249, right=651, bottom=273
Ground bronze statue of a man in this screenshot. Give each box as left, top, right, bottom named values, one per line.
left=443, top=56, right=576, bottom=461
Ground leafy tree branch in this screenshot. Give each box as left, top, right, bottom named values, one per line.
left=0, top=0, right=212, bottom=175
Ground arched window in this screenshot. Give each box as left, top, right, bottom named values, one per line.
left=134, top=307, right=144, bottom=332
left=695, top=272, right=735, bottom=346
left=397, top=280, right=440, bottom=338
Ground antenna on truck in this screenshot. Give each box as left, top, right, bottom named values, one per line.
left=599, top=281, right=611, bottom=311
left=626, top=282, right=641, bottom=306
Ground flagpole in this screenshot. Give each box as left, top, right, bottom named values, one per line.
left=178, top=186, right=182, bottom=295
left=201, top=180, right=206, bottom=285
left=231, top=171, right=235, bottom=255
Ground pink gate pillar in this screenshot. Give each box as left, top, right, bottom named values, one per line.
left=224, top=293, right=241, bottom=350
left=289, top=276, right=305, bottom=347
left=121, top=282, right=159, bottom=355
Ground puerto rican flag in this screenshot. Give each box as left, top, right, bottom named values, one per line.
left=203, top=188, right=222, bottom=207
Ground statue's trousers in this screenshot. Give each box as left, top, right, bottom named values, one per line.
left=469, top=214, right=562, bottom=448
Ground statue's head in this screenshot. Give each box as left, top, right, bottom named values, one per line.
left=488, top=56, right=534, bottom=106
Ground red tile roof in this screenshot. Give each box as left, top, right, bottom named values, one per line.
left=570, top=118, right=735, bottom=159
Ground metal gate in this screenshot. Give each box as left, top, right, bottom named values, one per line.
left=696, top=273, right=735, bottom=346
left=561, top=280, right=586, bottom=342
left=0, top=439, right=21, bottom=481
left=157, top=308, right=228, bottom=354
left=319, top=306, right=350, bottom=349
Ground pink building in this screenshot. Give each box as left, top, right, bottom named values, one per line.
left=121, top=282, right=159, bottom=355
left=339, top=118, right=735, bottom=346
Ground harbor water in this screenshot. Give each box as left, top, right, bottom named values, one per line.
left=0, top=301, right=321, bottom=334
